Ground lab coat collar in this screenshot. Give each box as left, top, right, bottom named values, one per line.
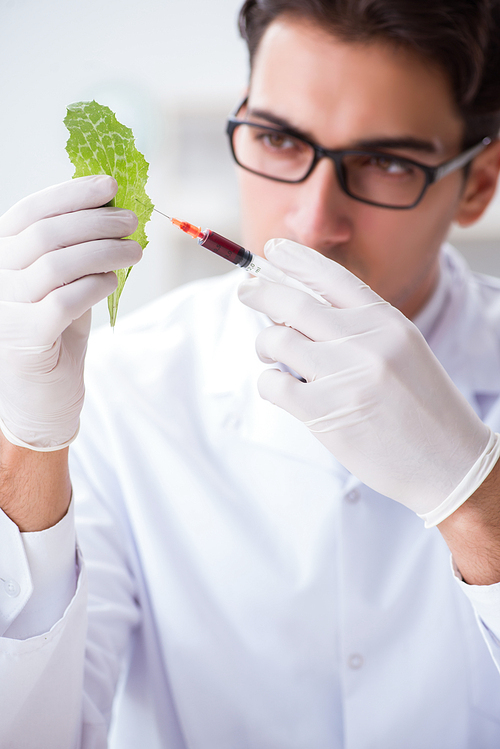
left=424, top=244, right=500, bottom=400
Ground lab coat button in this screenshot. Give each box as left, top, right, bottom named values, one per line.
left=348, top=653, right=364, bottom=670
left=3, top=578, right=21, bottom=597
left=345, top=489, right=360, bottom=503
left=224, top=415, right=241, bottom=430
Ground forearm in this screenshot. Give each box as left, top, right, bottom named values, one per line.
left=0, top=433, right=71, bottom=532
left=438, top=458, right=500, bottom=585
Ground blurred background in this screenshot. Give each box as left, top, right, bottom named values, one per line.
left=1, top=0, right=499, bottom=328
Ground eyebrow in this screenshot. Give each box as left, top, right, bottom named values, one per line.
left=247, top=107, right=315, bottom=141
left=246, top=107, right=440, bottom=155
left=351, top=137, right=439, bottom=154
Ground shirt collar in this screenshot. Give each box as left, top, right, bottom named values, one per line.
left=417, top=243, right=500, bottom=399
left=412, top=256, right=451, bottom=340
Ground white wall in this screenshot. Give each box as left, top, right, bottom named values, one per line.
left=1, top=0, right=499, bottom=328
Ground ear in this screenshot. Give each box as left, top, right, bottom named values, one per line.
left=454, top=139, right=500, bottom=227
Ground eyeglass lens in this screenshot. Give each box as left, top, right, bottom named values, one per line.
left=232, top=123, right=428, bottom=208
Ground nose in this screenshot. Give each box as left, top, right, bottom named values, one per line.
left=284, top=157, right=353, bottom=251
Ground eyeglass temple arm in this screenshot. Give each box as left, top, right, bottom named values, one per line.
left=228, top=96, right=249, bottom=119
left=434, top=137, right=492, bottom=182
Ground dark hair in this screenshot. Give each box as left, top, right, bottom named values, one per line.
left=238, top=0, right=500, bottom=146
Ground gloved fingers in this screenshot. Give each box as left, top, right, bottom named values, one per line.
left=257, top=367, right=306, bottom=412
left=264, top=238, right=383, bottom=308
left=255, top=322, right=375, bottom=387
left=38, top=272, right=119, bottom=343
left=0, top=206, right=138, bottom=270
left=255, top=323, right=319, bottom=378
left=239, top=275, right=387, bottom=344
left=257, top=367, right=347, bottom=425
left=61, top=309, right=92, bottom=349
left=0, top=272, right=118, bottom=347
left=1, top=238, right=142, bottom=303
left=239, top=276, right=326, bottom=340
left=0, top=175, right=118, bottom=238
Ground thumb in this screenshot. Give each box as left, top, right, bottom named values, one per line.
left=264, top=238, right=383, bottom=309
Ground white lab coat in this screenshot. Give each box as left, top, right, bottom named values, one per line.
left=1, top=245, right=500, bottom=748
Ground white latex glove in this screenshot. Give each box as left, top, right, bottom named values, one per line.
left=238, top=238, right=500, bottom=527
left=0, top=175, right=141, bottom=451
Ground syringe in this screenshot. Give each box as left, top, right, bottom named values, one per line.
left=157, top=209, right=329, bottom=305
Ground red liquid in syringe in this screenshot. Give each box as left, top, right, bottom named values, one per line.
left=170, top=217, right=253, bottom=268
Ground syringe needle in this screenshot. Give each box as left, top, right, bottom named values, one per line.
left=134, top=198, right=172, bottom=221
left=152, top=207, right=172, bottom=220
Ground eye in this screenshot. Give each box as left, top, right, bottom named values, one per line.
left=249, top=127, right=307, bottom=156
left=368, top=155, right=413, bottom=175
left=260, top=131, right=297, bottom=150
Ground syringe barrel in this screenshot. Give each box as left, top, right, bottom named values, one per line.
left=199, top=230, right=252, bottom=267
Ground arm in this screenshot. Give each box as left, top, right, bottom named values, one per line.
left=0, top=177, right=142, bottom=747
left=438, top=459, right=500, bottom=585
left=0, top=437, right=71, bottom=532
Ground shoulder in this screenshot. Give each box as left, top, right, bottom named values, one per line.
left=444, top=244, right=500, bottom=327
left=469, top=270, right=500, bottom=323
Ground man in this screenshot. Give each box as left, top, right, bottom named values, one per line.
left=1, top=0, right=500, bottom=746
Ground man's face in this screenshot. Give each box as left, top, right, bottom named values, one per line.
left=237, top=16, right=468, bottom=317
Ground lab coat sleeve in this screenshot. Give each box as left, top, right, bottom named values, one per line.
left=2, top=500, right=77, bottom=640
left=0, top=503, right=88, bottom=748
left=452, top=558, right=500, bottom=671
left=0, top=469, right=141, bottom=747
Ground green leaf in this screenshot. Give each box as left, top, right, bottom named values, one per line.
left=64, top=100, right=154, bottom=326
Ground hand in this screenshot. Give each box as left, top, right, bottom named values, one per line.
left=0, top=175, right=141, bottom=451
left=238, top=238, right=500, bottom=526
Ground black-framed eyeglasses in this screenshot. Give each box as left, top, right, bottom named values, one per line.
left=226, top=99, right=491, bottom=210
